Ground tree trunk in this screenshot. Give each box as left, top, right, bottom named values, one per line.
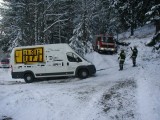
left=131, top=22, right=134, bottom=36
left=34, top=0, right=38, bottom=45
left=155, top=20, right=160, bottom=34
left=82, top=0, right=87, bottom=45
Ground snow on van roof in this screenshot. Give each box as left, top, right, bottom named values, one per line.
left=13, top=43, right=71, bottom=49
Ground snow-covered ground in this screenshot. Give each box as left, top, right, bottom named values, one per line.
left=0, top=25, right=160, bottom=120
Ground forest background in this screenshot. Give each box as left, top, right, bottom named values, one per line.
left=0, top=0, right=159, bottom=54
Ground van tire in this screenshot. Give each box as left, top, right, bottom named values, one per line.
left=78, top=69, right=89, bottom=79
left=24, top=73, right=34, bottom=83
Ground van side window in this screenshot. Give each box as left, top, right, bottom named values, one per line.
left=66, top=52, right=82, bottom=62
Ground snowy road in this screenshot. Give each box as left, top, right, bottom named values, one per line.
left=0, top=37, right=160, bottom=120
left=0, top=54, right=139, bottom=120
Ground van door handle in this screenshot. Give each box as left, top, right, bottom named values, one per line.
left=67, top=62, right=69, bottom=66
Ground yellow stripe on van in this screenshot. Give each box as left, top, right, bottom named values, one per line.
left=15, top=47, right=44, bottom=64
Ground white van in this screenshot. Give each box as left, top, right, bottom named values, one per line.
left=10, top=43, right=96, bottom=83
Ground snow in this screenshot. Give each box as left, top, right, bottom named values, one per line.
left=118, top=23, right=155, bottom=40
left=0, top=24, right=160, bottom=120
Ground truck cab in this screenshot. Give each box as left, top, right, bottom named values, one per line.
left=93, top=34, right=117, bottom=54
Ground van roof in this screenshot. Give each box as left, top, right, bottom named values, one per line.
left=13, top=43, right=70, bottom=49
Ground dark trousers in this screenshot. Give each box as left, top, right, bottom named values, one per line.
left=132, top=56, right=137, bottom=66
left=119, top=60, right=124, bottom=70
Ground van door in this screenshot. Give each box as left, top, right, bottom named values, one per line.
left=45, top=52, right=67, bottom=77
left=66, top=52, right=83, bottom=75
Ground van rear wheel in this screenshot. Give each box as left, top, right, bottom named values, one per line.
left=78, top=69, right=89, bottom=79
left=24, top=73, right=34, bottom=83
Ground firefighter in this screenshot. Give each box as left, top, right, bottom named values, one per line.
left=118, top=49, right=126, bottom=70
left=130, top=46, right=138, bottom=67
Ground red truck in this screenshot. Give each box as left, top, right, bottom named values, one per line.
left=93, top=34, right=117, bottom=54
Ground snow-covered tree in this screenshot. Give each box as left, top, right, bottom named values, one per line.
left=69, top=0, right=94, bottom=56
left=0, top=0, right=76, bottom=50
left=110, top=0, right=159, bottom=36
left=1, top=0, right=159, bottom=53
left=43, top=0, right=75, bottom=44
left=146, top=3, right=160, bottom=34
left=0, top=0, right=21, bottom=51
left=145, top=1, right=160, bottom=46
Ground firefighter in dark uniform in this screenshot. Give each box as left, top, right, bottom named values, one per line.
left=118, top=49, right=126, bottom=70
left=130, top=46, right=138, bottom=67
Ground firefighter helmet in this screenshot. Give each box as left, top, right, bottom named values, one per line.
left=134, top=46, right=137, bottom=48
left=121, top=49, right=124, bottom=52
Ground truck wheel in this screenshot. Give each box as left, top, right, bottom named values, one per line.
left=78, top=69, right=89, bottom=79
left=24, top=73, right=34, bottom=83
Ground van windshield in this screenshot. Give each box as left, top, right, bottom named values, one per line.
left=75, top=52, right=90, bottom=63
left=73, top=50, right=91, bottom=63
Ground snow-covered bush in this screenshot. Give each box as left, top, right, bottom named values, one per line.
left=69, top=37, right=93, bottom=57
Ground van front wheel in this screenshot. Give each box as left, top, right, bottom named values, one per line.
left=24, top=73, right=34, bottom=83
left=78, top=69, right=89, bottom=79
